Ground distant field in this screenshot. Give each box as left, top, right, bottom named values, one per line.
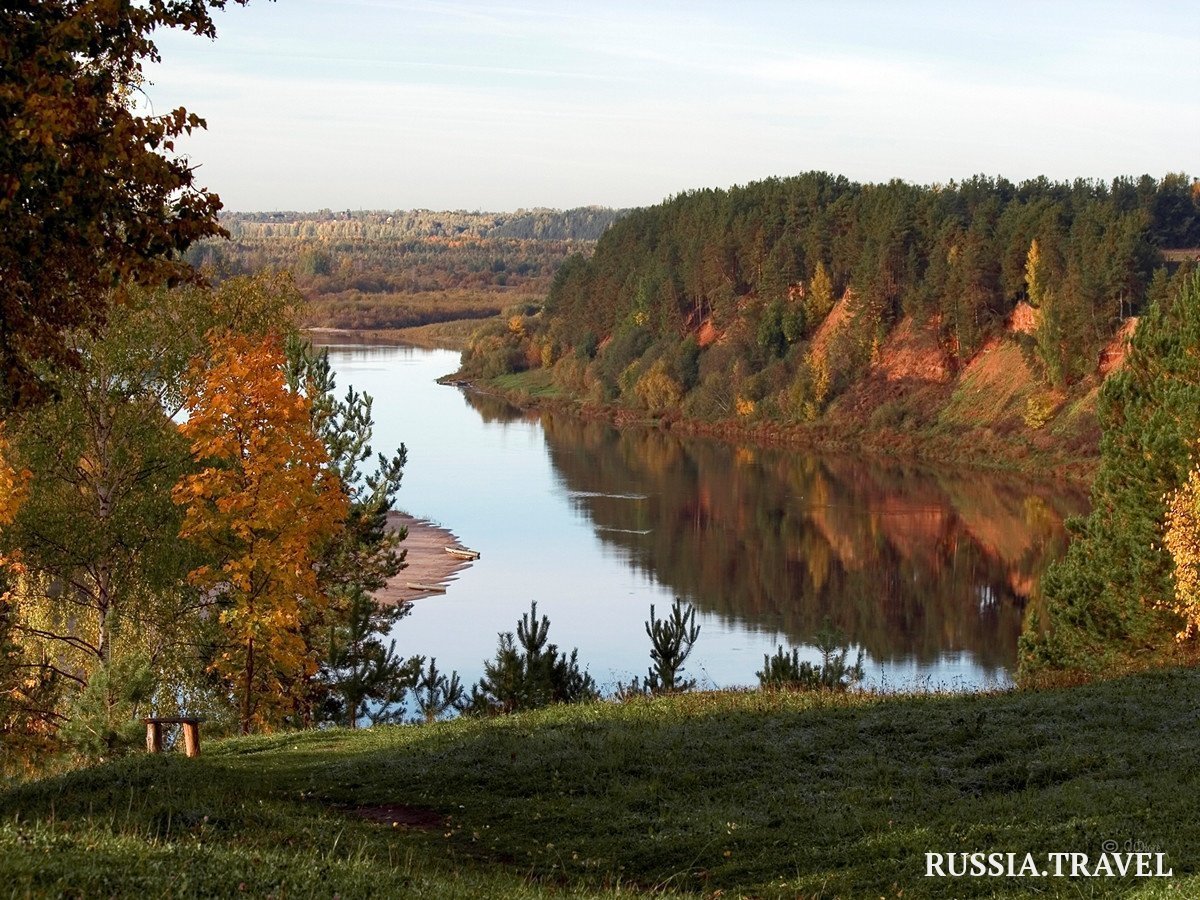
left=187, top=207, right=620, bottom=336
left=304, top=288, right=511, bottom=330
left=308, top=316, right=496, bottom=352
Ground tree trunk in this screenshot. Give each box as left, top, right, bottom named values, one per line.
left=241, top=636, right=255, bottom=734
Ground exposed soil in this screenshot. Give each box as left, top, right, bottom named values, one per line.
left=1099, top=316, right=1138, bottom=375
left=809, top=295, right=853, bottom=358
left=375, top=512, right=476, bottom=605
left=871, top=316, right=954, bottom=382
left=697, top=319, right=720, bottom=348
left=344, top=804, right=446, bottom=830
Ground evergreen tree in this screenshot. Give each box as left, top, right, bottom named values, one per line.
left=466, top=602, right=597, bottom=715
left=757, top=621, right=864, bottom=691
left=644, top=598, right=701, bottom=693
left=320, top=587, right=420, bottom=728
left=413, top=657, right=465, bottom=724
left=1021, top=271, right=1200, bottom=677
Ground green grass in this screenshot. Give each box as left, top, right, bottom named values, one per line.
left=4, top=673, right=1200, bottom=897
left=491, top=368, right=563, bottom=399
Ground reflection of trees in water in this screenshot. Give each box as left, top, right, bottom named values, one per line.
left=535, top=413, right=1087, bottom=673
left=459, top=389, right=536, bottom=424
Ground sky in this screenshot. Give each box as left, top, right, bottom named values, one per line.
left=145, top=0, right=1200, bottom=212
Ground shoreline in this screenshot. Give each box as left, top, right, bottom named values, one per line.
left=314, top=325, right=1096, bottom=487
left=442, top=373, right=1098, bottom=489
left=375, top=511, right=476, bottom=604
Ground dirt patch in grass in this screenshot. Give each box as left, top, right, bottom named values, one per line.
left=344, top=804, right=446, bottom=830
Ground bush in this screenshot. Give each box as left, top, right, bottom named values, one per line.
left=465, top=602, right=598, bottom=715
left=59, top=654, right=155, bottom=761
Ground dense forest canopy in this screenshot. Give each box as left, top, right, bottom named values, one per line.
left=464, top=172, right=1199, bottom=426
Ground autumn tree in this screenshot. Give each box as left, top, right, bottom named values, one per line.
left=1163, top=463, right=1200, bottom=640
left=0, top=276, right=297, bottom=749
left=0, top=0, right=255, bottom=406
left=174, top=332, right=347, bottom=734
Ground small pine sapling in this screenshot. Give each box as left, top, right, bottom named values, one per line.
left=413, top=657, right=465, bottom=723
left=466, top=601, right=597, bottom=715
left=644, top=598, right=701, bottom=694
left=758, top=619, right=865, bottom=691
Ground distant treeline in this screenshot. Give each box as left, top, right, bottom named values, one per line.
left=463, top=171, right=1199, bottom=420
left=186, top=207, right=624, bottom=330
left=218, top=206, right=624, bottom=241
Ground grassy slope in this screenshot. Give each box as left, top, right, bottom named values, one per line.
left=3, top=672, right=1199, bottom=898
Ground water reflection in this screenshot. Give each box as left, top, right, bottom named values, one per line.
left=463, top=396, right=1087, bottom=675
left=318, top=342, right=1087, bottom=689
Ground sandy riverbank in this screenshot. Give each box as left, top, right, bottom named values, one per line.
left=375, top=512, right=476, bottom=604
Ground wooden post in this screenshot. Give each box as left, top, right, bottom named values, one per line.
left=145, top=720, right=163, bottom=753
left=182, top=720, right=201, bottom=758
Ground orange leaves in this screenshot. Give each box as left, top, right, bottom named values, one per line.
left=172, top=331, right=348, bottom=731
left=0, top=425, right=29, bottom=530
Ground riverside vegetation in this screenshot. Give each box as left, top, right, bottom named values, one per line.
left=460, top=172, right=1200, bottom=477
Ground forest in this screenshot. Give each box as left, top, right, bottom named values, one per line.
left=462, top=172, right=1199, bottom=442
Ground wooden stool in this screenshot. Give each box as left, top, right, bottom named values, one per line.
left=143, top=717, right=204, bottom=757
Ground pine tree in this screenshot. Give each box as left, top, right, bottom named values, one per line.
left=644, top=598, right=701, bottom=693
left=466, top=602, right=597, bottom=714
left=413, top=657, right=465, bottom=724
left=757, top=621, right=864, bottom=691
left=1021, top=272, right=1200, bottom=678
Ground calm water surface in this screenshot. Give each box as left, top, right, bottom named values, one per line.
left=322, top=343, right=1087, bottom=692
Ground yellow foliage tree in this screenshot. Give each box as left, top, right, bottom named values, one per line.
left=0, top=424, right=28, bottom=532
left=1024, top=239, right=1044, bottom=308
left=1163, top=464, right=1200, bottom=640
left=634, top=359, right=683, bottom=413
left=173, top=333, right=347, bottom=733
left=804, top=262, right=835, bottom=332
left=0, top=423, right=29, bottom=594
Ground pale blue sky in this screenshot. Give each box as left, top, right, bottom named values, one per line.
left=146, top=1, right=1199, bottom=212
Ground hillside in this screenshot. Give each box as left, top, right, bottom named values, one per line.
left=3, top=672, right=1197, bottom=897
left=458, top=173, right=1200, bottom=473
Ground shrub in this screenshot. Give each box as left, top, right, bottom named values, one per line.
left=465, top=602, right=597, bottom=715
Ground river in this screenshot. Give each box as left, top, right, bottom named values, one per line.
left=322, top=342, right=1087, bottom=693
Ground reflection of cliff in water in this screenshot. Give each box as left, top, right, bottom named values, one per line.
left=514, top=408, right=1087, bottom=674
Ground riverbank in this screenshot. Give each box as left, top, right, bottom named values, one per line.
left=376, top=512, right=476, bottom=603
left=307, top=319, right=484, bottom=352
left=3, top=667, right=1197, bottom=896
left=445, top=367, right=1100, bottom=487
